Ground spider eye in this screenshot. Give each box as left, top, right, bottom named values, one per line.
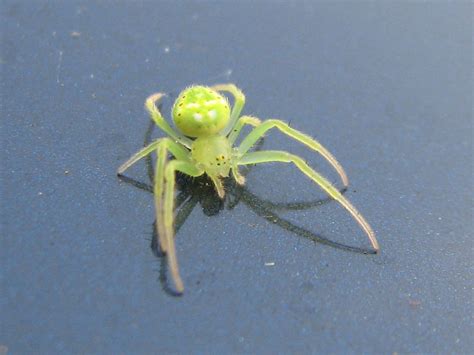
left=172, top=86, right=230, bottom=137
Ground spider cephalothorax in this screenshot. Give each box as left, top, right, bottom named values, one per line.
left=118, top=84, right=379, bottom=293
left=191, top=135, right=232, bottom=183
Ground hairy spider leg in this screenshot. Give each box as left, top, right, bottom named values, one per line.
left=238, top=119, right=350, bottom=188
left=145, top=93, right=193, bottom=148
left=227, top=115, right=262, bottom=145
left=209, top=175, right=226, bottom=198
left=118, top=138, right=191, bottom=251
left=226, top=116, right=262, bottom=185
left=210, top=84, right=246, bottom=136
left=117, top=137, right=189, bottom=176
left=117, top=139, right=161, bottom=175
left=237, top=150, right=379, bottom=252
left=162, top=160, right=204, bottom=293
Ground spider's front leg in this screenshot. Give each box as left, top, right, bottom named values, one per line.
left=118, top=137, right=201, bottom=292
left=237, top=150, right=379, bottom=252
left=227, top=115, right=262, bottom=185
left=227, top=115, right=261, bottom=145
left=118, top=138, right=189, bottom=249
left=161, top=159, right=204, bottom=293
left=145, top=93, right=193, bottom=148
left=210, top=84, right=246, bottom=136
left=117, top=137, right=189, bottom=176
left=238, top=118, right=349, bottom=188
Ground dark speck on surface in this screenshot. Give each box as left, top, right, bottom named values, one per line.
left=1, top=1, right=472, bottom=353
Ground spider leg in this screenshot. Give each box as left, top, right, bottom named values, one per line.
left=154, top=142, right=170, bottom=253
left=238, top=119, right=349, bottom=188
left=227, top=115, right=262, bottom=185
left=227, top=115, right=261, bottom=145
left=231, top=167, right=246, bottom=186
left=117, top=140, right=161, bottom=175
left=117, top=137, right=189, bottom=175
left=145, top=93, right=193, bottom=148
left=163, top=160, right=204, bottom=293
left=209, top=175, right=225, bottom=198
left=152, top=138, right=192, bottom=253
left=237, top=150, right=379, bottom=252
left=210, top=84, right=245, bottom=136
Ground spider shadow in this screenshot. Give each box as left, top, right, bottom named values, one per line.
left=119, top=117, right=375, bottom=296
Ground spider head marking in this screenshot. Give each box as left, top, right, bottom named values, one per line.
left=172, top=86, right=230, bottom=137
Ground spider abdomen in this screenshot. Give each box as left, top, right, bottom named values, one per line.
left=191, top=136, right=232, bottom=177
left=172, top=86, right=230, bottom=138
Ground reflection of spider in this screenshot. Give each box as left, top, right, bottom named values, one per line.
left=118, top=84, right=379, bottom=293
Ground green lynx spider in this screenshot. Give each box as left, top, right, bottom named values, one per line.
left=118, top=84, right=379, bottom=293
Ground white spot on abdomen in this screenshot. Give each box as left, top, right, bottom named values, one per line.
left=208, top=110, right=217, bottom=119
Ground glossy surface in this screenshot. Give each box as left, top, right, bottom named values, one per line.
left=1, top=1, right=472, bottom=353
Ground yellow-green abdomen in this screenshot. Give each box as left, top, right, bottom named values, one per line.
left=172, top=86, right=231, bottom=137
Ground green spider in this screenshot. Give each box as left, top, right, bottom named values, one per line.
left=117, top=84, right=380, bottom=293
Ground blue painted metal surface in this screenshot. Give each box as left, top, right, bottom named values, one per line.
left=1, top=2, right=472, bottom=353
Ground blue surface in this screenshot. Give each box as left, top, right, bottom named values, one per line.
left=1, top=1, right=472, bottom=353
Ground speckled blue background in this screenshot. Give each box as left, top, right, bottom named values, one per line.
left=1, top=1, right=472, bottom=353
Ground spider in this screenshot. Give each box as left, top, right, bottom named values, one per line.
left=117, top=84, right=380, bottom=293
